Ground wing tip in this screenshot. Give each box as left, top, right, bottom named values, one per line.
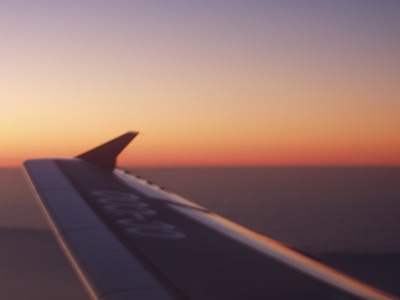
left=76, top=131, right=138, bottom=172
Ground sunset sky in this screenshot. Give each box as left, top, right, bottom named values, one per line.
left=1, top=1, right=399, bottom=167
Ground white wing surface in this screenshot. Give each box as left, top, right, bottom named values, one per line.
left=22, top=132, right=395, bottom=300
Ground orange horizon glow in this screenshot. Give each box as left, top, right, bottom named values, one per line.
left=2, top=131, right=399, bottom=168
left=1, top=2, right=399, bottom=168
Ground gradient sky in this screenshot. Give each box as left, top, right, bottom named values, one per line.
left=1, top=1, right=399, bottom=167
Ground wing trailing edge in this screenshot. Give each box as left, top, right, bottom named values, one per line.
left=76, top=131, right=138, bottom=172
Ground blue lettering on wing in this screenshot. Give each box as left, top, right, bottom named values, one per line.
left=90, top=190, right=186, bottom=239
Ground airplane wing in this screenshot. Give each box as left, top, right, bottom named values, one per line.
left=22, top=132, right=395, bottom=300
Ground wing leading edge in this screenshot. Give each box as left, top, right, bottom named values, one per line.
left=22, top=132, right=396, bottom=300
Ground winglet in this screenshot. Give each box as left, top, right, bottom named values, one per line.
left=76, top=132, right=138, bottom=172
